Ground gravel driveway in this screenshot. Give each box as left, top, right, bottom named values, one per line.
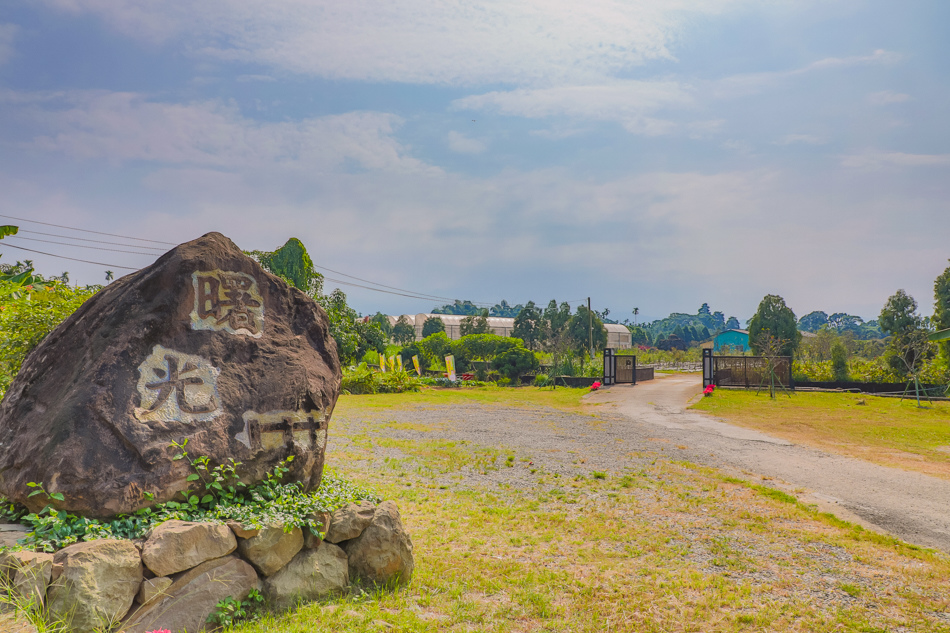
left=332, top=373, right=950, bottom=553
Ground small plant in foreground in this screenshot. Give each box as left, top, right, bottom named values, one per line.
left=207, top=589, right=265, bottom=628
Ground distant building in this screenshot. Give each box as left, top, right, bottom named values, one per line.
left=411, top=313, right=515, bottom=341
left=713, top=329, right=749, bottom=353
left=604, top=324, right=633, bottom=349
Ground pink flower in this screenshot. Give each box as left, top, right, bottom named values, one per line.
left=703, top=384, right=715, bottom=396
left=145, top=630, right=172, bottom=633
left=590, top=381, right=601, bottom=391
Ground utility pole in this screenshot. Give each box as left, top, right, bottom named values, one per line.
left=588, top=297, right=593, bottom=362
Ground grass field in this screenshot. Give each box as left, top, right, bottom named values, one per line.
left=691, top=390, right=950, bottom=479
left=227, top=388, right=950, bottom=633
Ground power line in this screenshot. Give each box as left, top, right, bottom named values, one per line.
left=19, top=229, right=167, bottom=252
left=8, top=236, right=159, bottom=256
left=313, top=262, right=492, bottom=306
left=0, top=214, right=176, bottom=246
left=0, top=243, right=140, bottom=270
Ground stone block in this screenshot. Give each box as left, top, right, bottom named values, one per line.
left=344, top=501, right=414, bottom=586
left=325, top=501, right=375, bottom=543
left=122, top=555, right=257, bottom=633
left=237, top=524, right=303, bottom=577
left=47, top=539, right=142, bottom=632
left=142, top=520, right=237, bottom=577
left=263, top=542, right=348, bottom=610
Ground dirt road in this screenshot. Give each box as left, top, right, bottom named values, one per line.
left=589, top=373, right=950, bottom=552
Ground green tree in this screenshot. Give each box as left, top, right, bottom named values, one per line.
left=725, top=316, right=741, bottom=330
left=392, top=316, right=415, bottom=345
left=831, top=342, right=849, bottom=382
left=459, top=310, right=490, bottom=336
left=879, top=289, right=931, bottom=375
left=0, top=278, right=98, bottom=398
left=512, top=301, right=541, bottom=350
left=492, top=345, right=539, bottom=383
left=370, top=312, right=393, bottom=339
left=422, top=316, right=446, bottom=338
left=798, top=311, right=829, bottom=332
left=748, top=295, right=801, bottom=356
left=247, top=238, right=323, bottom=296
left=935, top=261, right=950, bottom=360
left=565, top=306, right=607, bottom=357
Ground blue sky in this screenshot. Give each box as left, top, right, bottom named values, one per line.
left=1, top=1, right=948, bottom=324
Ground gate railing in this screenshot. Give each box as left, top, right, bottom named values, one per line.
left=702, top=349, right=793, bottom=388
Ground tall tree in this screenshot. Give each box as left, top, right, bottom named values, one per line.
left=460, top=310, right=490, bottom=336
left=748, top=295, right=801, bottom=356
left=421, top=315, right=446, bottom=338
left=566, top=305, right=607, bottom=356
left=247, top=238, right=323, bottom=296
left=798, top=311, right=829, bottom=332
left=880, top=289, right=931, bottom=374
left=513, top=301, right=542, bottom=350
left=725, top=316, right=741, bottom=330
left=935, top=261, right=950, bottom=360
left=392, top=315, right=415, bottom=345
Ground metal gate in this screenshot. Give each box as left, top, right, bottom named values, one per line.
left=604, top=349, right=637, bottom=385
left=702, top=348, right=793, bottom=388
left=603, top=348, right=616, bottom=385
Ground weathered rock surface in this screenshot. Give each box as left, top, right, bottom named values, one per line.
left=0, top=523, right=30, bottom=549
left=0, top=232, right=341, bottom=518
left=136, top=576, right=172, bottom=606
left=325, top=501, right=376, bottom=543
left=227, top=520, right=260, bottom=539
left=237, top=525, right=303, bottom=576
left=122, top=555, right=257, bottom=633
left=47, top=539, right=142, bottom=632
left=142, top=520, right=237, bottom=577
left=344, top=501, right=414, bottom=586
left=263, top=542, right=348, bottom=610
left=0, top=550, right=54, bottom=606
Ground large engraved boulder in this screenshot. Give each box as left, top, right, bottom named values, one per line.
left=0, top=232, right=341, bottom=517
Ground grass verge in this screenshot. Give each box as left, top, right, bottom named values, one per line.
left=691, top=390, right=950, bottom=479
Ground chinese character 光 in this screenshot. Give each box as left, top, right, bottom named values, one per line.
left=145, top=355, right=217, bottom=415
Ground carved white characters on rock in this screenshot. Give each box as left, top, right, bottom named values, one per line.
left=135, top=345, right=222, bottom=424
left=190, top=270, right=264, bottom=337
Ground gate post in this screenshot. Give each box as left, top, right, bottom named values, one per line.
left=603, top=348, right=616, bottom=385
left=702, top=348, right=713, bottom=388
left=632, top=354, right=638, bottom=385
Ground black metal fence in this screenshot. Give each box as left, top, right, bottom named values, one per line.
left=702, top=349, right=792, bottom=388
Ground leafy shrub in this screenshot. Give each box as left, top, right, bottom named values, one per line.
left=492, top=346, right=539, bottom=382
left=341, top=363, right=421, bottom=395
left=1, top=460, right=380, bottom=553
left=534, top=373, right=550, bottom=386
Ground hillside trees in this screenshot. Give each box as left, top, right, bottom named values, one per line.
left=748, top=295, right=801, bottom=356
left=459, top=310, right=491, bottom=336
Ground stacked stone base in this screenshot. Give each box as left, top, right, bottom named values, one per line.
left=0, top=500, right=412, bottom=633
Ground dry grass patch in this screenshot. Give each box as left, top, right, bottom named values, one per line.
left=691, top=390, right=950, bottom=478
left=231, top=398, right=950, bottom=633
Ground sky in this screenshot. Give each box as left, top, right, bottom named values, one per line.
left=0, top=1, right=948, bottom=325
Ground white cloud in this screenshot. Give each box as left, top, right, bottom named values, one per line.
left=868, top=90, right=911, bottom=105
left=775, top=134, right=825, bottom=145
left=39, top=0, right=753, bottom=85
left=841, top=151, right=950, bottom=169
left=15, top=90, right=437, bottom=174
left=0, top=23, right=17, bottom=66
left=453, top=80, right=690, bottom=135
left=712, top=49, right=903, bottom=99
left=446, top=131, right=486, bottom=154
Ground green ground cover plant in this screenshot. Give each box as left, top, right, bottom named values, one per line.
left=224, top=393, right=950, bottom=633
left=692, top=389, right=950, bottom=479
